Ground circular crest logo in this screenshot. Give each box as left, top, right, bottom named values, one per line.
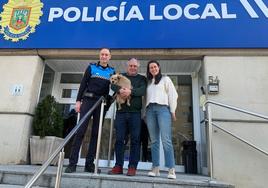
left=0, top=0, right=43, bottom=42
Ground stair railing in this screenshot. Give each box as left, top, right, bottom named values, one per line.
left=203, top=100, right=268, bottom=180
left=25, top=96, right=106, bottom=188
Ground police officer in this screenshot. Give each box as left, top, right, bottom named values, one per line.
left=65, top=48, right=115, bottom=173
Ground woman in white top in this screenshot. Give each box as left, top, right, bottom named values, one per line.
left=145, top=60, right=178, bottom=179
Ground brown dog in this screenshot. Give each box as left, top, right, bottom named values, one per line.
left=110, top=73, right=132, bottom=110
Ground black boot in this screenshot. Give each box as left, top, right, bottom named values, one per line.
left=84, top=163, right=101, bottom=173
left=65, top=165, right=76, bottom=173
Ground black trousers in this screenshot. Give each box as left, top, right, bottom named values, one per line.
left=69, top=97, right=104, bottom=166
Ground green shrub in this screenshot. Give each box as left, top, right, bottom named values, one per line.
left=32, top=95, right=63, bottom=138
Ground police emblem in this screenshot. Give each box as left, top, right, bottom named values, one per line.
left=0, top=0, right=43, bottom=42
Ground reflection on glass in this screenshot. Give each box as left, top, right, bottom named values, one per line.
left=39, top=65, right=55, bottom=102
left=172, top=75, right=193, bottom=165
left=58, top=103, right=76, bottom=117
left=58, top=103, right=77, bottom=158
left=62, top=89, right=78, bottom=99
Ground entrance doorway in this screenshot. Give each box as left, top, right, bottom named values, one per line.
left=45, top=59, right=202, bottom=173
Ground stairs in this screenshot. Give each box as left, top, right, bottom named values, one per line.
left=0, top=165, right=234, bottom=188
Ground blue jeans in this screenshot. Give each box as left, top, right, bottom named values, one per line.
left=114, top=112, right=141, bottom=168
left=146, top=103, right=175, bottom=168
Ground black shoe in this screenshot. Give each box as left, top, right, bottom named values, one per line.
left=65, top=165, right=76, bottom=173
left=84, top=163, right=101, bottom=173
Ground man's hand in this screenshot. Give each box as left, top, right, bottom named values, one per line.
left=119, top=88, right=131, bottom=98
left=75, top=101, right=81, bottom=113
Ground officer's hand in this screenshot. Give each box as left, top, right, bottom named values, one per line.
left=75, top=101, right=81, bottom=113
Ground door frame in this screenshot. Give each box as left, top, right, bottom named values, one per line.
left=52, top=70, right=203, bottom=173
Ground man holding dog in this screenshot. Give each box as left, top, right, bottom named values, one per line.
left=65, top=48, right=115, bottom=173
left=109, top=58, right=147, bottom=176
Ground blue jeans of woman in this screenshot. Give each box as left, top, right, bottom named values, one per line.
left=146, top=103, right=175, bottom=168
left=114, top=112, right=141, bottom=168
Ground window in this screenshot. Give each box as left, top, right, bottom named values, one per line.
left=60, top=73, right=83, bottom=84
left=61, top=89, right=78, bottom=99
left=39, top=65, right=55, bottom=102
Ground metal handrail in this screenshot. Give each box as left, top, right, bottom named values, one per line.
left=203, top=100, right=268, bottom=180
left=107, top=103, right=116, bottom=167
left=212, top=122, right=268, bottom=157
left=204, top=100, right=268, bottom=121
left=25, top=96, right=105, bottom=188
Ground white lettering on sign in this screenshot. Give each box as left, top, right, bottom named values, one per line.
left=48, top=8, right=63, bottom=22
left=150, top=5, right=163, bottom=20
left=82, top=7, right=94, bottom=22
left=64, top=7, right=81, bottom=22
left=163, top=4, right=183, bottom=20
left=201, top=4, right=221, bottom=19
left=125, top=5, right=144, bottom=21
left=103, top=6, right=117, bottom=21
left=221, top=4, right=237, bottom=19
left=184, top=4, right=200, bottom=20
left=47, top=1, right=268, bottom=22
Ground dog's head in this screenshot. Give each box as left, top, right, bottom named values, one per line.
left=110, top=73, right=122, bottom=84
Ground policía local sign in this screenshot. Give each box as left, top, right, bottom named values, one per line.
left=0, top=0, right=268, bottom=48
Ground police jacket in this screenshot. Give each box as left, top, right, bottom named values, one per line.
left=76, top=62, right=115, bottom=102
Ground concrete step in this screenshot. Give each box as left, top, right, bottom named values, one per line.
left=0, top=185, right=46, bottom=188
left=0, top=165, right=234, bottom=188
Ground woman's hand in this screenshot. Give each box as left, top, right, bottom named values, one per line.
left=171, top=112, right=177, bottom=121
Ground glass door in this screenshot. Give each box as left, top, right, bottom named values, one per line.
left=169, top=75, right=194, bottom=172
left=55, top=74, right=80, bottom=162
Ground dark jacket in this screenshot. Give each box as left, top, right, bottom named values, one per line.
left=111, top=73, right=147, bottom=112
left=76, top=62, right=115, bottom=102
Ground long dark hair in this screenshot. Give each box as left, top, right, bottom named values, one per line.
left=146, top=60, right=162, bottom=85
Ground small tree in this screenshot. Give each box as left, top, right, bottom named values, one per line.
left=32, top=95, right=63, bottom=138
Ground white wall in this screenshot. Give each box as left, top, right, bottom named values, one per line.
left=203, top=56, right=268, bottom=188
left=0, top=56, right=44, bottom=164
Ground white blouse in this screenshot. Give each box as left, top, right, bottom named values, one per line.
left=146, top=76, right=178, bottom=113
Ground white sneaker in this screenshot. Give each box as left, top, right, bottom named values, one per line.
left=167, top=168, right=176, bottom=179
left=148, top=167, right=160, bottom=177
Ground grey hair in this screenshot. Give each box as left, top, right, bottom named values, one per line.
left=126, top=58, right=140, bottom=67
